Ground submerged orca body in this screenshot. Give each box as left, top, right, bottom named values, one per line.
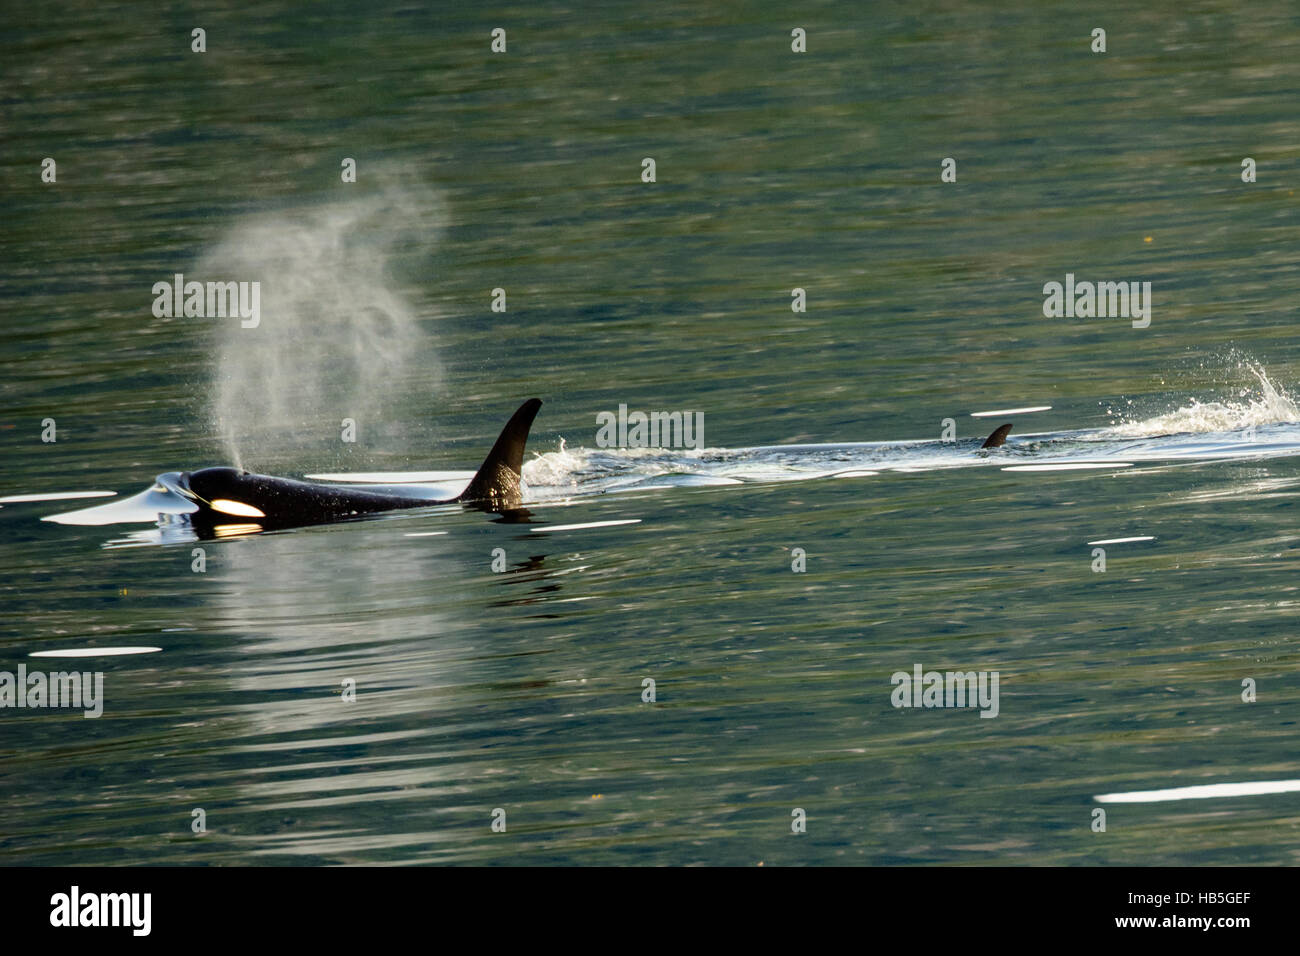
left=173, top=398, right=542, bottom=533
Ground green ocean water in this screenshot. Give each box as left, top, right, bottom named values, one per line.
left=2, top=1, right=1300, bottom=864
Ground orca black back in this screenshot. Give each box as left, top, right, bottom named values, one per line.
left=179, top=398, right=544, bottom=533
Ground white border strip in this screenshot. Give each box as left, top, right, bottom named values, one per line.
left=535, top=519, right=642, bottom=532
left=30, top=646, right=163, bottom=658
left=1095, top=779, right=1300, bottom=803
left=971, top=406, right=1052, bottom=418
left=0, top=491, right=117, bottom=503
left=1004, top=462, right=1133, bottom=472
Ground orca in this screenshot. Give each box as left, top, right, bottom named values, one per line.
left=980, top=423, right=1012, bottom=449
left=167, top=398, right=542, bottom=533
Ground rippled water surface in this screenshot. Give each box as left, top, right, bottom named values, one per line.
left=3, top=0, right=1300, bottom=865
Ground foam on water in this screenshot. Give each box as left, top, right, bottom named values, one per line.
left=521, top=438, right=592, bottom=490
left=519, top=364, right=1300, bottom=495
left=1103, top=363, right=1299, bottom=438
left=36, top=362, right=1300, bottom=530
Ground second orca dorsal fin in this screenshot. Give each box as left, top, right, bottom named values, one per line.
left=457, top=399, right=543, bottom=509
left=981, top=423, right=1012, bottom=449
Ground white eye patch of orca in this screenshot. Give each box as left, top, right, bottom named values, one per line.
left=209, top=499, right=266, bottom=518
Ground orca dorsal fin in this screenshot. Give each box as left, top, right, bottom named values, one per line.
left=457, top=399, right=543, bottom=508
left=981, top=423, right=1012, bottom=449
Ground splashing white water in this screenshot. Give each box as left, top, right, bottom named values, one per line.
left=1104, top=364, right=1299, bottom=438
left=522, top=438, right=590, bottom=490
left=515, top=364, right=1300, bottom=494
left=37, top=357, right=1300, bottom=532
left=201, top=180, right=445, bottom=470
